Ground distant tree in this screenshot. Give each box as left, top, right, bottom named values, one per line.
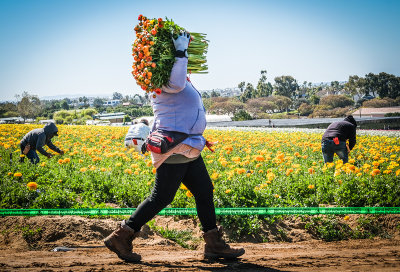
left=210, top=90, right=220, bottom=97
left=232, top=110, right=252, bottom=121
left=272, top=95, right=292, bottom=112
left=245, top=98, right=277, bottom=117
left=0, top=102, right=18, bottom=117
left=15, top=91, right=42, bottom=121
left=320, top=95, right=354, bottom=109
left=113, top=92, right=124, bottom=100
left=374, top=72, right=400, bottom=99
left=363, top=98, right=396, bottom=108
left=201, top=92, right=210, bottom=99
left=273, top=75, right=299, bottom=98
left=238, top=82, right=246, bottom=93
left=239, top=83, right=255, bottom=102
left=298, top=103, right=314, bottom=116
left=292, top=98, right=309, bottom=110
left=93, top=98, right=104, bottom=108
left=255, top=70, right=273, bottom=97
left=344, top=75, right=367, bottom=97
left=209, top=98, right=244, bottom=115
left=61, top=100, right=69, bottom=110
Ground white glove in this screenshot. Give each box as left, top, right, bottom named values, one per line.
left=172, top=31, right=190, bottom=58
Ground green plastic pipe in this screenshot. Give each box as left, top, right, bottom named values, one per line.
left=0, top=207, right=399, bottom=216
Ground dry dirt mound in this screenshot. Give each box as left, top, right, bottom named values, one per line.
left=0, top=215, right=400, bottom=271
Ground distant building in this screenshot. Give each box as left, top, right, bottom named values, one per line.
left=103, top=100, right=121, bottom=107
left=206, top=114, right=232, bottom=122
left=352, top=107, right=400, bottom=118
left=0, top=117, right=24, bottom=124
left=94, top=112, right=126, bottom=123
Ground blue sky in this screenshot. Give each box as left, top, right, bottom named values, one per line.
left=0, top=0, right=399, bottom=101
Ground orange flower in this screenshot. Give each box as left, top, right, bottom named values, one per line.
left=371, top=169, right=380, bottom=176
left=27, top=182, right=38, bottom=191
left=308, top=184, right=315, bottom=189
left=186, top=191, right=193, bottom=198
left=14, top=172, right=22, bottom=177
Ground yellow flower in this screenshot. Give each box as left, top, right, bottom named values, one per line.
left=274, top=194, right=280, bottom=198
left=344, top=215, right=350, bottom=221
left=225, top=189, right=232, bottom=194
left=115, top=162, right=122, bottom=167
left=27, top=182, right=38, bottom=191
left=308, top=184, right=315, bottom=189
left=267, top=172, right=275, bottom=181
left=101, top=168, right=107, bottom=172
left=20, top=154, right=25, bottom=158
left=14, top=172, right=22, bottom=177
left=211, top=172, right=219, bottom=180
left=124, top=168, right=133, bottom=174
left=8, top=172, right=13, bottom=176
left=80, top=167, right=87, bottom=172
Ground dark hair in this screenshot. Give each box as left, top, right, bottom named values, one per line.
left=140, top=119, right=149, bottom=126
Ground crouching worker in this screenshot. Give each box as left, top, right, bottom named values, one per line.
left=104, top=31, right=245, bottom=263
left=20, top=122, right=64, bottom=164
left=321, top=115, right=357, bottom=164
left=124, top=119, right=150, bottom=153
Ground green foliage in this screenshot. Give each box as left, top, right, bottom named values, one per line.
left=305, top=216, right=351, bottom=241
left=53, top=108, right=98, bottom=125
left=233, top=110, right=252, bottom=121
left=147, top=220, right=200, bottom=249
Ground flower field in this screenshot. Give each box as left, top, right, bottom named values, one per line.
left=1, top=124, right=399, bottom=212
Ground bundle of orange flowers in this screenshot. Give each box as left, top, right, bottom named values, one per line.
left=132, top=15, right=208, bottom=95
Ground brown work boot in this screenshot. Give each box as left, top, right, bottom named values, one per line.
left=104, top=220, right=141, bottom=262
left=203, top=226, right=245, bottom=259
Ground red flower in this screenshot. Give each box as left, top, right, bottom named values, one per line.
left=155, top=88, right=162, bottom=95
left=138, top=14, right=143, bottom=21
left=151, top=28, right=157, bottom=35
left=158, top=18, right=162, bottom=22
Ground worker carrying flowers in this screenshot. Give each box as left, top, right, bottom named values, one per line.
left=321, top=115, right=357, bottom=163
left=104, top=30, right=245, bottom=262
left=20, top=122, right=64, bottom=164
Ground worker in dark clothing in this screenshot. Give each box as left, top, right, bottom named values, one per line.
left=321, top=115, right=357, bottom=163
left=20, top=122, right=64, bottom=164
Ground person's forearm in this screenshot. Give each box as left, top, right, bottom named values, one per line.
left=163, top=58, right=188, bottom=93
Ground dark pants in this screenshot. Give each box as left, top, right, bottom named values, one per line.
left=321, top=140, right=348, bottom=163
left=20, top=144, right=40, bottom=164
left=126, top=155, right=217, bottom=233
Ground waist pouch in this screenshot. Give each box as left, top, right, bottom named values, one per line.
left=142, top=130, right=189, bottom=154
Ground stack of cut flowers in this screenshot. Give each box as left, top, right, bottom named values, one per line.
left=132, top=15, right=208, bottom=95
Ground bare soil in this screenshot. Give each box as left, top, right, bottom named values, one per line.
left=0, top=215, right=400, bottom=272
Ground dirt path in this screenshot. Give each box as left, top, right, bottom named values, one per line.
left=1, top=216, right=400, bottom=271
left=1, top=239, right=400, bottom=272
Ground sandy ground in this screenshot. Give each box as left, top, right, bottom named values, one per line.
left=0, top=216, right=399, bottom=272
